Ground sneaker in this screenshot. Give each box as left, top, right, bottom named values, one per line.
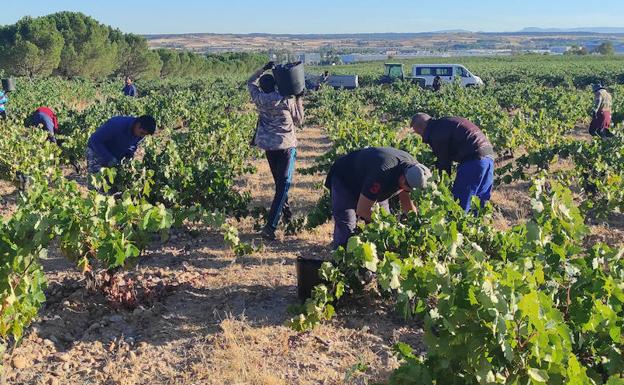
left=260, top=227, right=276, bottom=241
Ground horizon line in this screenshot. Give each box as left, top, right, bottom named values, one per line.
left=142, top=28, right=624, bottom=37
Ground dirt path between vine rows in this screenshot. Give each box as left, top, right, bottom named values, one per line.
left=3, top=125, right=422, bottom=385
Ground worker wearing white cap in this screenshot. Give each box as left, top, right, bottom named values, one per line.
left=324, top=147, right=431, bottom=249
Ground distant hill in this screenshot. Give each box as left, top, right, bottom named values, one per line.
left=145, top=32, right=477, bottom=40
left=521, top=27, right=624, bottom=34
left=145, top=28, right=624, bottom=40
left=145, top=29, right=624, bottom=56
left=430, top=29, right=473, bottom=34
left=144, top=30, right=624, bottom=47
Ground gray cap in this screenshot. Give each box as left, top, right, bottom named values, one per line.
left=404, top=163, right=432, bottom=189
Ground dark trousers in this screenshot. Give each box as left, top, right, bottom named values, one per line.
left=330, top=176, right=389, bottom=249
left=265, top=148, right=296, bottom=231
left=0, top=111, right=6, bottom=120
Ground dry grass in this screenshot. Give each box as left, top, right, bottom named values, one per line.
left=2, top=125, right=407, bottom=385
left=3, top=124, right=623, bottom=385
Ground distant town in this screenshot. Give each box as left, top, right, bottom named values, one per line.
left=145, top=30, right=624, bottom=64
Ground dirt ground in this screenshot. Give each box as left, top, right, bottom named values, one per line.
left=0, top=182, right=18, bottom=219
left=2, top=126, right=422, bottom=385
left=3, top=124, right=623, bottom=385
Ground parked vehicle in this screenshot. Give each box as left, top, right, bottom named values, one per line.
left=378, top=63, right=483, bottom=87
left=411, top=64, right=484, bottom=87
left=326, top=75, right=358, bottom=89
left=305, top=74, right=359, bottom=90
left=379, top=63, right=405, bottom=84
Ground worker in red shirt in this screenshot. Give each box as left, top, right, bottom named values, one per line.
left=25, top=107, right=59, bottom=144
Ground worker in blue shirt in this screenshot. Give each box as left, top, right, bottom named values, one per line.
left=122, top=77, right=138, bottom=97
left=86, top=115, right=156, bottom=179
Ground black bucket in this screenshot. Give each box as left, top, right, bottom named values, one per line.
left=273, top=62, right=305, bottom=97
left=1, top=78, right=16, bottom=92
left=296, top=257, right=326, bottom=302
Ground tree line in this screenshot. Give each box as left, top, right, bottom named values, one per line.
left=0, top=12, right=267, bottom=79
left=565, top=41, right=616, bottom=56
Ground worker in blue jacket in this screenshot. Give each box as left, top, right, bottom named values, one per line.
left=122, top=77, right=138, bottom=97
left=86, top=115, right=156, bottom=179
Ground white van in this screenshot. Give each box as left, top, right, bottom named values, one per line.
left=411, top=64, right=484, bottom=87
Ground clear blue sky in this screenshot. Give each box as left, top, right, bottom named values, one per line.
left=2, top=0, right=623, bottom=35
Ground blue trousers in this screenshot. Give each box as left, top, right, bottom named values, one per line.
left=452, top=157, right=494, bottom=212
left=265, top=148, right=296, bottom=231
left=28, top=112, right=57, bottom=143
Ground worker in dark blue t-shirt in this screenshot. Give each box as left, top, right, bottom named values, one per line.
left=122, top=77, right=138, bottom=97
left=86, top=115, right=156, bottom=178
left=325, top=147, right=431, bottom=249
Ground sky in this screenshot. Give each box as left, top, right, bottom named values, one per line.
left=2, top=0, right=624, bottom=35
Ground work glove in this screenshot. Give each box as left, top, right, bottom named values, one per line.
left=263, top=61, right=275, bottom=71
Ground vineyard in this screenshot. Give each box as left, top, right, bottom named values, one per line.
left=1, top=55, right=624, bottom=384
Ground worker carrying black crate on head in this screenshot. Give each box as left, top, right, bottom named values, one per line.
left=248, top=61, right=305, bottom=241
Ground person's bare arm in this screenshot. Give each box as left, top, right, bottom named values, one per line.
left=398, top=191, right=417, bottom=214
left=356, top=194, right=376, bottom=223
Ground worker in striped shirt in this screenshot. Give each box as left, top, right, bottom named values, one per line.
left=0, top=88, right=8, bottom=120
